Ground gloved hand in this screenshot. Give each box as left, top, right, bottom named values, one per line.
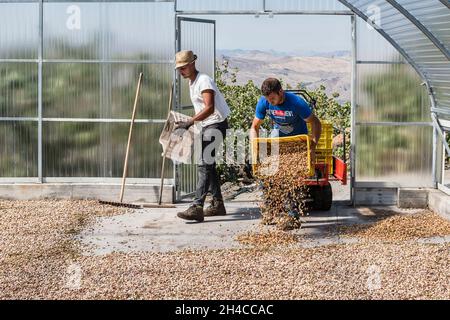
left=174, top=119, right=194, bottom=130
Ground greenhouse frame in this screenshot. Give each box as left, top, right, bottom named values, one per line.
left=0, top=0, right=449, bottom=205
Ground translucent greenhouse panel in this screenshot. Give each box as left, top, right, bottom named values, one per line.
left=178, top=163, right=198, bottom=196
left=433, top=86, right=450, bottom=110
left=429, top=74, right=450, bottom=105
left=176, top=0, right=263, bottom=11
left=43, top=122, right=172, bottom=178
left=349, top=0, right=445, bottom=65
left=396, top=0, right=450, bottom=53
left=42, top=63, right=172, bottom=119
left=355, top=125, right=433, bottom=187
left=44, top=2, right=174, bottom=61
left=110, top=64, right=173, bottom=119
left=265, top=0, right=349, bottom=11
left=0, top=63, right=38, bottom=117
left=445, top=132, right=450, bottom=189
left=43, top=2, right=101, bottom=60
left=0, top=121, right=37, bottom=177
left=356, top=63, right=430, bottom=123
left=101, top=2, right=174, bottom=61
left=42, top=62, right=100, bottom=118
left=178, top=18, right=215, bottom=109
left=356, top=17, right=404, bottom=62
left=0, top=2, right=39, bottom=60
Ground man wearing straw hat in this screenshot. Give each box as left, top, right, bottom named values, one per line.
left=174, top=50, right=230, bottom=223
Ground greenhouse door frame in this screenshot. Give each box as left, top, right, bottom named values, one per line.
left=174, top=7, right=357, bottom=203
left=174, top=16, right=216, bottom=200
left=438, top=128, right=450, bottom=195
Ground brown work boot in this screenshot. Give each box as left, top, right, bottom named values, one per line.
left=177, top=205, right=204, bottom=222
left=204, top=198, right=227, bottom=217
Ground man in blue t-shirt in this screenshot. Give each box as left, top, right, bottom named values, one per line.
left=250, top=78, right=322, bottom=163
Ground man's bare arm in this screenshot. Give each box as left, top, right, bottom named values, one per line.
left=250, top=117, right=264, bottom=140
left=192, top=89, right=215, bottom=122
left=305, top=113, right=322, bottom=147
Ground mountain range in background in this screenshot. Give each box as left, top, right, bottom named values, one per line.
left=218, top=49, right=351, bottom=103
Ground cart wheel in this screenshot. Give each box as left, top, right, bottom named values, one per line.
left=306, top=186, right=321, bottom=210
left=321, top=182, right=333, bottom=211
left=308, top=183, right=333, bottom=211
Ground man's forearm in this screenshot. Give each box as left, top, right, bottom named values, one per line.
left=250, top=127, right=259, bottom=140
left=311, top=119, right=322, bottom=146
left=192, top=105, right=214, bottom=122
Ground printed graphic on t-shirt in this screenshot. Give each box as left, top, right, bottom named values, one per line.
left=270, top=110, right=294, bottom=118
left=277, top=124, right=294, bottom=134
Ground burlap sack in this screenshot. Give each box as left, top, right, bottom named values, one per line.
left=159, top=111, right=197, bottom=164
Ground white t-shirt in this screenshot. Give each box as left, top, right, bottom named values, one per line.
left=189, top=73, right=231, bottom=127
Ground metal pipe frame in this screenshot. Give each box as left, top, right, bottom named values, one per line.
left=356, top=60, right=405, bottom=64
left=174, top=1, right=180, bottom=201
left=1, top=0, right=170, bottom=2
left=439, top=0, right=450, bottom=10
left=174, top=13, right=217, bottom=201
left=0, top=59, right=173, bottom=64
left=439, top=119, right=450, bottom=131
left=174, top=0, right=352, bottom=15
left=175, top=10, right=353, bottom=16
left=0, top=177, right=175, bottom=184
left=38, top=0, right=43, bottom=183
left=353, top=181, right=434, bottom=188
left=355, top=121, right=432, bottom=126
left=385, top=0, right=450, bottom=60
left=438, top=183, right=450, bottom=196
left=338, top=0, right=443, bottom=188
left=0, top=118, right=167, bottom=123
left=350, top=14, right=357, bottom=205
left=431, top=113, right=450, bottom=156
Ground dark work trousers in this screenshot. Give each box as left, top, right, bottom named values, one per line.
left=192, top=119, right=228, bottom=207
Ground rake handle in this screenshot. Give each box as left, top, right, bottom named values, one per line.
left=158, top=82, right=174, bottom=205
left=120, top=72, right=143, bottom=203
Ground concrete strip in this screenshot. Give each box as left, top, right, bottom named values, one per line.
left=398, top=188, right=428, bottom=209
left=0, top=183, right=175, bottom=203
left=428, top=189, right=450, bottom=221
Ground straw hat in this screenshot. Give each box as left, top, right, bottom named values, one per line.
left=175, top=50, right=197, bottom=69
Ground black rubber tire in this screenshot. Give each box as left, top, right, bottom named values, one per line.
left=307, top=183, right=333, bottom=211
left=321, top=182, right=333, bottom=211
left=306, top=186, right=321, bottom=210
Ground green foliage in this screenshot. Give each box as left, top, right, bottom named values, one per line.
left=216, top=60, right=270, bottom=131
left=215, top=60, right=269, bottom=182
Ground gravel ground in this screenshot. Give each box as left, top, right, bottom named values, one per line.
left=338, top=210, right=450, bottom=242
left=0, top=200, right=449, bottom=300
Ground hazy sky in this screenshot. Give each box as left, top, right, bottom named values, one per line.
left=195, top=14, right=351, bottom=52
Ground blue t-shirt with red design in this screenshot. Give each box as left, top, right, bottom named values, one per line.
left=255, top=92, right=312, bottom=137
